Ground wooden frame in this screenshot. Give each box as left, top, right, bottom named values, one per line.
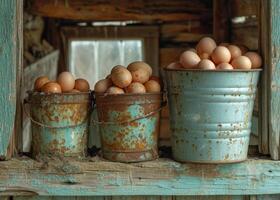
left=60, top=26, right=159, bottom=74
left=1, top=0, right=280, bottom=199
left=0, top=0, right=22, bottom=159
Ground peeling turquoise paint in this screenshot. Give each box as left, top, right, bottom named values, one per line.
left=270, top=0, right=280, bottom=160
left=0, top=0, right=17, bottom=158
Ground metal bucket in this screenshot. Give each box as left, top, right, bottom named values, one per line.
left=164, top=69, right=261, bottom=163
left=26, top=92, right=92, bottom=158
left=95, top=93, right=162, bottom=162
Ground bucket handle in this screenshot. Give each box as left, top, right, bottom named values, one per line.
left=92, top=101, right=167, bottom=125
left=23, top=99, right=91, bottom=129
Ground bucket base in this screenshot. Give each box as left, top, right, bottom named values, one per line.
left=173, top=157, right=247, bottom=164
left=103, top=149, right=158, bottom=163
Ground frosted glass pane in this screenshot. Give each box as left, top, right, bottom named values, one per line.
left=70, top=41, right=97, bottom=87
left=123, top=40, right=143, bottom=65
left=69, top=39, right=143, bottom=87
left=97, top=41, right=121, bottom=80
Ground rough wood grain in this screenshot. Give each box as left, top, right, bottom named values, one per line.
left=0, top=0, right=17, bottom=159
left=213, top=0, right=230, bottom=43
left=14, top=196, right=248, bottom=200
left=231, top=0, right=258, bottom=17
left=269, top=0, right=280, bottom=160
left=28, top=0, right=211, bottom=22
left=0, top=157, right=279, bottom=196
left=258, top=0, right=269, bottom=155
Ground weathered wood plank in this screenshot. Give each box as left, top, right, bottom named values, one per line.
left=0, top=0, right=18, bottom=158
left=213, top=0, right=230, bottom=43
left=0, top=157, right=280, bottom=196
left=13, top=196, right=247, bottom=200
left=28, top=0, right=211, bottom=22
left=268, top=0, right=280, bottom=159
left=230, top=0, right=258, bottom=17
left=258, top=0, right=270, bottom=155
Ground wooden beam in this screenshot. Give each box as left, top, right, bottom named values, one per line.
left=0, top=0, right=20, bottom=159
left=213, top=0, right=230, bottom=43
left=267, top=0, right=280, bottom=160
left=258, top=0, right=270, bottom=155
left=0, top=157, right=280, bottom=196
left=28, top=0, right=211, bottom=22
left=231, top=0, right=258, bottom=17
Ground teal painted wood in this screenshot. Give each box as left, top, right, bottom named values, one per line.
left=164, top=69, right=260, bottom=163
left=270, top=0, right=280, bottom=160
left=0, top=158, right=280, bottom=196
left=0, top=0, right=17, bottom=158
left=14, top=196, right=246, bottom=200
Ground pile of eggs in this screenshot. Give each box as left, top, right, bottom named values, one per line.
left=94, top=61, right=161, bottom=94
left=166, top=37, right=262, bottom=70
left=34, top=72, right=90, bottom=93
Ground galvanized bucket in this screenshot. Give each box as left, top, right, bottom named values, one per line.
left=164, top=69, right=261, bottom=163
left=94, top=93, right=162, bottom=162
left=26, top=92, right=92, bottom=158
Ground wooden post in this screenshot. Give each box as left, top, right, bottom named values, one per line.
left=268, top=0, right=280, bottom=160
left=0, top=0, right=21, bottom=159
left=260, top=0, right=280, bottom=160
left=213, top=0, right=230, bottom=43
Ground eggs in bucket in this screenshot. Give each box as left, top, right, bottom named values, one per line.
left=166, top=37, right=262, bottom=70
left=94, top=61, right=161, bottom=94
left=33, top=71, right=90, bottom=93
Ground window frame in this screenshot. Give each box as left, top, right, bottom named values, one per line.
left=60, top=26, right=159, bottom=75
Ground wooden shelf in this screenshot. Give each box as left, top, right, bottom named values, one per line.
left=0, top=156, right=279, bottom=196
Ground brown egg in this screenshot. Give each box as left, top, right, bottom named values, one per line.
left=68, top=89, right=80, bottom=93
left=231, top=56, right=252, bottom=69
left=216, top=63, right=234, bottom=70
left=196, top=37, right=217, bottom=58
left=199, top=53, right=210, bottom=59
left=34, top=76, right=50, bottom=91
left=197, top=59, right=216, bottom=70
left=166, top=62, right=183, bottom=69
left=188, top=48, right=197, bottom=53
left=144, top=80, right=161, bottom=93
left=244, top=52, right=262, bottom=68
left=106, top=86, right=125, bottom=94
left=227, top=45, right=242, bottom=60
left=74, top=78, right=90, bottom=92
left=111, top=65, right=126, bottom=74
left=106, top=74, right=111, bottom=79
left=127, top=61, right=153, bottom=76
left=236, top=44, right=249, bottom=55
left=211, top=46, right=231, bottom=64
left=57, top=72, right=75, bottom=92
left=41, top=82, right=62, bottom=93
left=179, top=51, right=201, bottom=69
left=126, top=82, right=146, bottom=94
left=150, top=76, right=163, bottom=87
left=111, top=68, right=132, bottom=88
left=130, top=68, right=150, bottom=83
left=94, top=79, right=112, bottom=93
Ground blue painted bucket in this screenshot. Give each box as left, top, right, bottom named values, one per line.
left=95, top=93, right=162, bottom=163
left=26, top=92, right=92, bottom=158
left=164, top=69, right=261, bottom=163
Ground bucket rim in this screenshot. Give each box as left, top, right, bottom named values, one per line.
left=163, top=68, right=262, bottom=72
left=27, top=90, right=92, bottom=96
left=94, top=92, right=163, bottom=97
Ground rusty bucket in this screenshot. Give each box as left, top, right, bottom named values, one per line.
left=26, top=92, right=92, bottom=158
left=164, top=69, right=261, bottom=163
left=95, top=93, right=162, bottom=162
